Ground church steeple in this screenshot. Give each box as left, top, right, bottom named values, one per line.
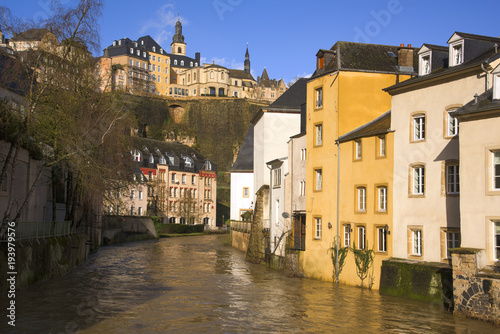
left=171, top=17, right=186, bottom=56
left=244, top=43, right=250, bottom=74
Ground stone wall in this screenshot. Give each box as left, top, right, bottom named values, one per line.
left=245, top=185, right=268, bottom=263
left=452, top=250, right=500, bottom=325
left=102, top=216, right=157, bottom=245
left=0, top=234, right=88, bottom=294
left=380, top=258, right=453, bottom=309
left=231, top=230, right=250, bottom=253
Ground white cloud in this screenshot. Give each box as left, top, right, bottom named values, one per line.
left=209, top=57, right=244, bottom=70
left=139, top=4, right=187, bottom=47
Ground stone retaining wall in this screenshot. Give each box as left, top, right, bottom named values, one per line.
left=452, top=250, right=500, bottom=325
left=102, top=216, right=157, bottom=245
left=231, top=230, right=250, bottom=253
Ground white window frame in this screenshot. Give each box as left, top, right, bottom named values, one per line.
left=315, top=169, right=322, bottom=191
left=413, top=115, right=425, bottom=141
left=273, top=168, right=281, bottom=187
left=413, top=166, right=425, bottom=195
left=447, top=111, right=459, bottom=137
left=412, top=229, right=422, bottom=256
left=355, top=139, right=362, bottom=160
left=357, top=226, right=365, bottom=250
left=378, top=227, right=387, bottom=252
left=378, top=186, right=387, bottom=212
left=495, top=221, right=500, bottom=261
left=315, top=124, right=322, bottom=146
left=344, top=225, right=351, bottom=247
left=316, top=87, right=323, bottom=108
left=379, top=135, right=386, bottom=157
left=421, top=53, right=431, bottom=75
left=493, top=151, right=500, bottom=191
left=315, top=217, right=322, bottom=239
left=451, top=42, right=463, bottom=66
left=357, top=187, right=366, bottom=212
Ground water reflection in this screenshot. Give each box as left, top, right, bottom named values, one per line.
left=1, top=235, right=499, bottom=333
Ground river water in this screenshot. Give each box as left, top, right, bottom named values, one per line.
left=2, top=235, right=499, bottom=333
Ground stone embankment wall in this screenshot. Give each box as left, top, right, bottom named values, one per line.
left=245, top=186, right=268, bottom=264
left=452, top=250, right=500, bottom=325
left=380, top=258, right=453, bottom=309
left=0, top=233, right=88, bottom=294
left=231, top=229, right=250, bottom=253
left=102, top=216, right=157, bottom=245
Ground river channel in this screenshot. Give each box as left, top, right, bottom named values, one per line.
left=2, top=235, right=499, bottom=333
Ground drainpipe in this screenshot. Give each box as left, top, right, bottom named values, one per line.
left=267, top=164, right=273, bottom=251
left=335, top=139, right=340, bottom=284
left=481, top=62, right=489, bottom=92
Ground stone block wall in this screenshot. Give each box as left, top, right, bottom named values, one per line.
left=452, top=250, right=500, bottom=325
left=231, top=230, right=250, bottom=253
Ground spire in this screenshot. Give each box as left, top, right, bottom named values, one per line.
left=261, top=67, right=269, bottom=81
left=244, top=43, right=250, bottom=74
left=172, top=18, right=184, bottom=44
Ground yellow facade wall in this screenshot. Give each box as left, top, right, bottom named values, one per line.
left=301, top=70, right=405, bottom=287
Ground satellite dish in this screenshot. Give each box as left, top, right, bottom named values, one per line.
left=282, top=212, right=290, bottom=219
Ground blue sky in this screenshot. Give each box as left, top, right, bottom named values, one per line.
left=4, top=0, right=500, bottom=84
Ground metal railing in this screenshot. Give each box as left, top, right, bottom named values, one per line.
left=0, top=221, right=76, bottom=242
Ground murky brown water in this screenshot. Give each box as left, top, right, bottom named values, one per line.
left=2, top=235, right=499, bottom=333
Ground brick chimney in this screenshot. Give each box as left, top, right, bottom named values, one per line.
left=398, top=44, right=414, bottom=72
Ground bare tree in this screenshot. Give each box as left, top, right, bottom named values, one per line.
left=0, top=1, right=133, bottom=230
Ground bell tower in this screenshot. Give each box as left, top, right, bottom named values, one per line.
left=171, top=18, right=186, bottom=56
left=244, top=43, right=250, bottom=74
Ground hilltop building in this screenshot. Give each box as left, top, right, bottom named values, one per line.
left=255, top=68, right=287, bottom=102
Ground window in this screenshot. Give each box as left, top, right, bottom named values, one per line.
left=314, top=217, right=322, bottom=239
left=493, top=151, right=500, bottom=191
left=315, top=169, right=322, bottom=191
left=210, top=71, right=214, bottom=79
left=413, top=114, right=425, bottom=141
left=299, top=180, right=306, bottom=196
left=148, top=171, right=153, bottom=180
left=192, top=175, right=196, bottom=185
left=273, top=169, right=281, bottom=187
left=180, top=60, right=184, bottom=66
left=446, top=111, right=459, bottom=137
left=446, top=164, right=460, bottom=194
left=315, top=87, right=323, bottom=108
left=452, top=43, right=463, bottom=66
left=495, top=222, right=500, bottom=260
left=412, top=229, right=422, bottom=256
left=137, top=207, right=143, bottom=216
left=412, top=166, right=425, bottom=195
left=139, top=190, right=143, bottom=200
left=378, top=186, right=387, bottom=212
left=174, top=60, right=177, bottom=65
left=301, top=148, right=306, bottom=161
left=357, top=187, right=366, bottom=212
left=130, top=206, right=134, bottom=215
left=377, top=227, right=387, bottom=252
left=378, top=135, right=386, bottom=157
left=355, top=140, right=362, bottom=160
left=130, top=190, right=135, bottom=199
left=343, top=225, right=351, bottom=247
left=171, top=173, right=176, bottom=183
left=446, top=231, right=460, bottom=259
left=357, top=226, right=365, bottom=250
left=182, top=174, right=186, bottom=184
left=243, top=187, right=249, bottom=198
left=421, top=54, right=431, bottom=75
left=315, top=124, right=322, bottom=146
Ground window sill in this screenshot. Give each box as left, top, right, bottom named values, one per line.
left=409, top=194, right=425, bottom=198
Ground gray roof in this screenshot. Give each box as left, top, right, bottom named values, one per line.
left=451, top=89, right=500, bottom=121
left=229, top=69, right=255, bottom=81
left=230, top=124, right=254, bottom=172
left=312, top=41, right=419, bottom=79
left=338, top=111, right=391, bottom=143
left=267, top=78, right=307, bottom=110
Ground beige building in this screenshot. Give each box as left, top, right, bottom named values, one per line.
left=451, top=69, right=500, bottom=267
left=255, top=68, right=286, bottom=102
left=385, top=32, right=500, bottom=263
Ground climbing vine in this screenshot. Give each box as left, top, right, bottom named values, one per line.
left=351, top=243, right=375, bottom=288
left=328, top=236, right=349, bottom=282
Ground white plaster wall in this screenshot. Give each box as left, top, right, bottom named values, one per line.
left=391, top=74, right=488, bottom=262
left=459, top=116, right=500, bottom=266
left=230, top=171, right=254, bottom=221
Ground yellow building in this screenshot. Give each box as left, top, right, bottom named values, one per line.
left=301, top=42, right=415, bottom=287
left=336, top=111, right=393, bottom=289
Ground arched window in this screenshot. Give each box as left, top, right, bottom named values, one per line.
left=152, top=46, right=156, bottom=52
left=174, top=59, right=177, bottom=65
left=181, top=60, right=184, bottom=66
left=210, top=71, right=214, bottom=79
left=190, top=61, right=193, bottom=67
left=178, top=47, right=182, bottom=53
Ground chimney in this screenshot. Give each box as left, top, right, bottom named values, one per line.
left=195, top=52, right=200, bottom=65
left=398, top=44, right=414, bottom=72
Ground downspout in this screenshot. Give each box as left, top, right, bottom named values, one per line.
left=267, top=164, right=273, bottom=252
left=481, top=62, right=489, bottom=92
left=335, top=139, right=340, bottom=284
left=290, top=139, right=293, bottom=248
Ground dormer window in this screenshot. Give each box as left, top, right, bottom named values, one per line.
left=174, top=60, right=178, bottom=65
left=152, top=46, right=156, bottom=52
left=149, top=154, right=154, bottom=164
left=132, top=150, right=142, bottom=162
left=451, top=42, right=463, bottom=66
left=419, top=52, right=431, bottom=75
left=182, top=155, right=193, bottom=167
left=159, top=156, right=166, bottom=165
